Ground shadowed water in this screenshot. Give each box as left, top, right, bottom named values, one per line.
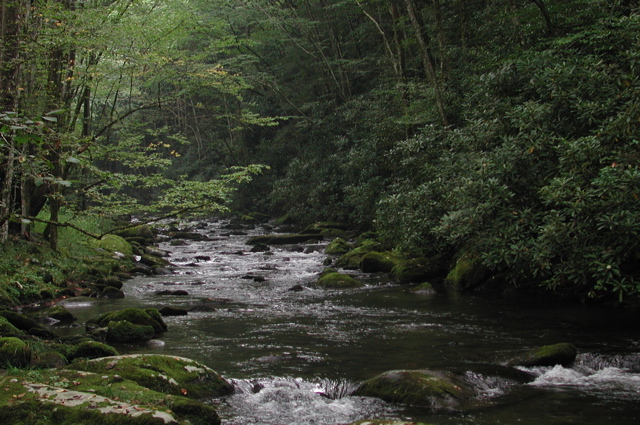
left=57, top=220, right=640, bottom=424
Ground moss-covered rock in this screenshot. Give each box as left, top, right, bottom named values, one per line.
left=0, top=368, right=221, bottom=425
left=445, top=254, right=489, bottom=290
left=505, top=343, right=578, bottom=367
left=65, top=340, right=119, bottom=361
left=96, top=308, right=167, bottom=335
left=325, top=237, right=352, bottom=255
left=246, top=233, right=324, bottom=245
left=101, top=286, right=125, bottom=298
left=0, top=316, right=23, bottom=336
left=335, top=239, right=382, bottom=269
left=67, top=354, right=234, bottom=399
left=411, top=282, right=437, bottom=295
left=37, top=305, right=77, bottom=323
left=360, top=251, right=406, bottom=273
left=354, top=369, right=474, bottom=411
left=0, top=310, right=58, bottom=339
left=0, top=336, right=32, bottom=367
left=114, top=224, right=157, bottom=242
left=90, top=234, right=133, bottom=256
left=107, top=320, right=156, bottom=343
left=138, top=254, right=171, bottom=268
left=317, top=272, right=363, bottom=289
left=390, top=255, right=448, bottom=284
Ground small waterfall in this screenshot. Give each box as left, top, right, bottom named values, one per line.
left=218, top=377, right=398, bottom=425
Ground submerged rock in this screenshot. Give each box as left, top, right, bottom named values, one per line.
left=505, top=343, right=578, bottom=367
left=354, top=369, right=474, bottom=411
left=67, top=354, right=234, bottom=399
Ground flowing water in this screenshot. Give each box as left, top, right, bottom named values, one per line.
left=57, top=219, right=640, bottom=424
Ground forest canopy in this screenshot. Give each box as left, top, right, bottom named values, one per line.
left=2, top=0, right=639, bottom=299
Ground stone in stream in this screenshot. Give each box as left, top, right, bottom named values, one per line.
left=156, top=289, right=190, bottom=296
left=354, top=369, right=474, bottom=411
left=504, top=342, right=578, bottom=367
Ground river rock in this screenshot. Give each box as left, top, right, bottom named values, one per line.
left=64, top=340, right=120, bottom=361
left=37, top=305, right=77, bottom=323
left=348, top=421, right=432, bottom=425
left=0, top=310, right=58, bottom=339
left=335, top=239, right=382, bottom=269
left=96, top=308, right=167, bottom=335
left=67, top=354, right=234, bottom=399
left=317, top=272, right=363, bottom=289
left=505, top=343, right=578, bottom=367
left=390, top=255, right=448, bottom=284
left=158, top=306, right=189, bottom=316
left=0, top=368, right=221, bottom=425
left=325, top=237, right=351, bottom=255
left=354, top=369, right=474, bottom=411
left=101, top=286, right=125, bottom=298
left=107, top=320, right=155, bottom=343
left=445, top=254, right=489, bottom=290
left=0, top=316, right=23, bottom=336
left=360, top=251, right=406, bottom=273
left=247, top=233, right=324, bottom=245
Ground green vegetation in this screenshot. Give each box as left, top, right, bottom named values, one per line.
left=3, top=1, right=640, bottom=302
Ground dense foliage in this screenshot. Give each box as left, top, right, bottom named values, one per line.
left=2, top=0, right=639, bottom=299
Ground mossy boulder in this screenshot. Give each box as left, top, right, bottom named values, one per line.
left=68, top=354, right=234, bottom=399
left=325, top=237, right=352, bottom=255
left=317, top=272, right=363, bottom=289
left=37, top=305, right=77, bottom=323
left=411, top=282, right=437, bottom=295
left=101, top=286, right=125, bottom=298
left=90, top=234, right=133, bottom=256
left=65, top=340, right=120, bottom=361
left=96, top=308, right=167, bottom=335
left=445, top=254, right=489, bottom=290
left=0, top=316, right=23, bottom=336
left=360, top=251, right=406, bottom=273
left=505, top=343, right=578, bottom=367
left=0, top=336, right=32, bottom=367
left=246, top=233, right=324, bottom=245
left=0, top=310, right=58, bottom=339
left=107, top=320, right=156, bottom=343
left=114, top=224, right=156, bottom=243
left=335, top=239, right=382, bottom=269
left=390, top=255, right=448, bottom=284
left=354, top=369, right=474, bottom=411
left=0, top=368, right=221, bottom=425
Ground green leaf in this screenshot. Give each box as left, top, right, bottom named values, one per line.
left=66, top=157, right=81, bottom=164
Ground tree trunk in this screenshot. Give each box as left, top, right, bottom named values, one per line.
left=403, top=0, right=449, bottom=126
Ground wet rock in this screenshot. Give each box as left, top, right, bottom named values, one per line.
left=37, top=305, right=77, bottom=323
left=194, top=255, right=211, bottom=261
left=96, top=308, right=167, bottom=335
left=335, top=239, right=382, bottom=269
left=391, top=255, right=448, bottom=284
left=354, top=369, right=474, bottom=411
left=445, top=254, right=490, bottom=290
left=247, top=233, right=324, bottom=245
left=348, top=421, right=432, bottom=425
left=170, top=231, right=210, bottom=241
left=287, top=284, right=304, bottom=292
left=505, top=343, right=578, bottom=367
left=250, top=243, right=271, bottom=252
left=156, top=289, right=189, bottom=296
left=325, top=237, right=351, bottom=255
left=67, top=341, right=119, bottom=361
left=410, top=282, right=437, bottom=295
left=170, top=239, right=188, bottom=246
left=0, top=310, right=58, bottom=339
left=360, top=251, right=406, bottom=273
left=159, top=306, right=189, bottom=316
left=96, top=276, right=124, bottom=289
left=67, top=354, right=234, bottom=399
left=101, top=286, right=125, bottom=299
left=138, top=254, right=171, bottom=268
left=317, top=272, right=363, bottom=289
left=0, top=316, right=23, bottom=336
left=107, top=320, right=155, bottom=343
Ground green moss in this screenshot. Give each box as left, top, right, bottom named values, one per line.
left=335, top=239, right=381, bottom=269
left=317, top=272, right=363, bottom=289
left=360, top=251, right=405, bottom=273
left=90, top=234, right=133, bottom=256
left=0, top=316, right=23, bottom=336
left=506, top=343, right=577, bottom=367
left=107, top=321, right=155, bottom=343
left=97, top=308, right=167, bottom=335
left=0, top=337, right=31, bottom=367
left=390, top=255, right=447, bottom=284
left=325, top=237, right=352, bottom=255
left=445, top=254, right=488, bottom=290
left=354, top=369, right=473, bottom=410
left=37, top=305, right=77, bottom=323
left=65, top=341, right=119, bottom=361
left=67, top=354, right=234, bottom=399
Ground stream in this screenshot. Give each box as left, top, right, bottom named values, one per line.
left=57, top=219, right=640, bottom=425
